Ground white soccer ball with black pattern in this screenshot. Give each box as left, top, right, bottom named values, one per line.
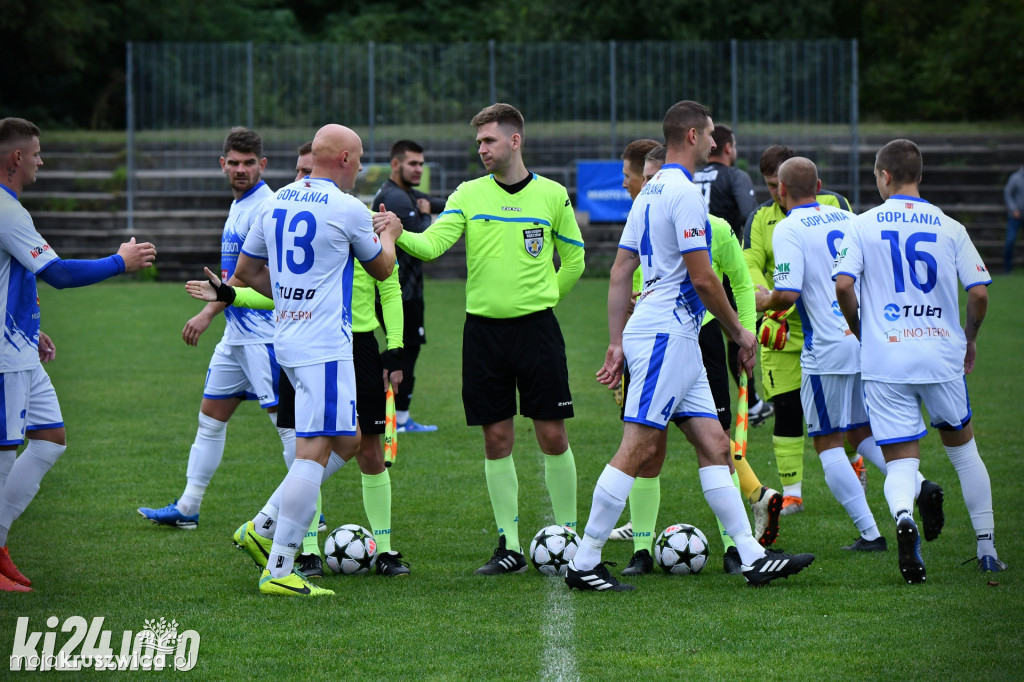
left=529, top=525, right=580, bottom=576
left=324, top=524, right=377, bottom=575
left=654, top=523, right=709, bottom=575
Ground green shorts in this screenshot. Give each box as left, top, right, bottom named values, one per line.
left=759, top=344, right=802, bottom=400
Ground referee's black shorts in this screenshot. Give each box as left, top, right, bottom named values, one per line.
left=273, top=332, right=386, bottom=435
left=353, top=331, right=386, bottom=435
left=698, top=318, right=732, bottom=430
left=462, top=308, right=574, bottom=426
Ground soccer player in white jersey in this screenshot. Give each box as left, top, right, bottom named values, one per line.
left=834, top=139, right=1003, bottom=584
left=138, top=128, right=290, bottom=530
left=566, top=101, right=814, bottom=591
left=757, top=157, right=891, bottom=552
left=0, top=117, right=156, bottom=592
left=230, top=124, right=401, bottom=597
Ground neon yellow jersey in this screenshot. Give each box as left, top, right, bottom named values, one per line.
left=743, top=190, right=851, bottom=347
left=397, top=173, right=585, bottom=318
left=704, top=214, right=755, bottom=333
left=351, top=261, right=403, bottom=350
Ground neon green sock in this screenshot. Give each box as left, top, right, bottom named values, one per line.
left=544, top=447, right=577, bottom=532
left=485, top=456, right=520, bottom=552
left=301, top=490, right=321, bottom=556
left=629, top=476, right=660, bottom=553
left=774, top=435, right=805, bottom=489
left=362, top=470, right=392, bottom=554
left=717, top=471, right=742, bottom=551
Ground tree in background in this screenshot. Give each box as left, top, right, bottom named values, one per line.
left=0, top=0, right=1020, bottom=128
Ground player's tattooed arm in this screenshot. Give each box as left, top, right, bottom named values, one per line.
left=963, top=284, right=988, bottom=374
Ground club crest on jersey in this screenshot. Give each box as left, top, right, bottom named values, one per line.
left=523, top=228, right=543, bottom=257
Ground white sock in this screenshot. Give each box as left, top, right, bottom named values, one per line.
left=396, top=410, right=410, bottom=426
left=269, top=412, right=296, bottom=469
left=323, top=452, right=346, bottom=482
left=0, top=439, right=66, bottom=546
left=700, top=465, right=763, bottom=565
left=0, top=450, right=15, bottom=490
left=883, top=458, right=919, bottom=522
left=267, top=459, right=324, bottom=578
left=945, top=438, right=996, bottom=558
left=783, top=482, right=802, bottom=498
left=574, top=465, right=634, bottom=571
left=254, top=503, right=278, bottom=539
left=820, top=447, right=879, bottom=540
left=856, top=436, right=887, bottom=471
left=178, top=412, right=228, bottom=515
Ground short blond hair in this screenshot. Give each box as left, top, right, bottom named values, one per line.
left=470, top=103, right=525, bottom=137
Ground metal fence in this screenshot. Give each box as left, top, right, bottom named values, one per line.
left=126, top=40, right=859, bottom=225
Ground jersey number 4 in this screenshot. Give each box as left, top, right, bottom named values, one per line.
left=273, top=208, right=317, bottom=274
left=881, top=230, right=937, bottom=294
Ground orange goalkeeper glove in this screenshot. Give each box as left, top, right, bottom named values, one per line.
left=758, top=307, right=794, bottom=351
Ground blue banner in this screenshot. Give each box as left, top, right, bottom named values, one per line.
left=576, top=161, right=632, bottom=223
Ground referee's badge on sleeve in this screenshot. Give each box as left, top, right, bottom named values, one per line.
left=524, top=228, right=543, bottom=257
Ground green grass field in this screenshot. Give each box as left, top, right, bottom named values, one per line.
left=1, top=276, right=1021, bottom=679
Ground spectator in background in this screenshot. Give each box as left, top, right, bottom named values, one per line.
left=1003, top=164, right=1024, bottom=274
left=372, top=141, right=446, bottom=433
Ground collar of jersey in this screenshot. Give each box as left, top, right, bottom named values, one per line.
left=890, top=194, right=929, bottom=205
left=0, top=185, right=16, bottom=200
left=785, top=201, right=820, bottom=216
left=237, top=179, right=267, bottom=203
left=660, top=163, right=693, bottom=181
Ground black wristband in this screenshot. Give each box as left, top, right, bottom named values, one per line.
left=381, top=347, right=404, bottom=371
left=211, top=276, right=236, bottom=305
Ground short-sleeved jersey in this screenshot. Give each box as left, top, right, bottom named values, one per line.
left=693, top=162, right=757, bottom=236
left=221, top=180, right=275, bottom=345
left=619, top=164, right=711, bottom=339
left=241, top=177, right=382, bottom=368
left=0, top=187, right=60, bottom=372
left=397, top=173, right=584, bottom=319
left=772, top=202, right=858, bottom=374
left=744, top=189, right=851, bottom=352
left=833, top=195, right=991, bottom=383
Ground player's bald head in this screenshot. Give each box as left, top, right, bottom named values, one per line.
left=778, top=157, right=818, bottom=201
left=312, top=124, right=360, bottom=160
left=311, top=124, right=363, bottom=189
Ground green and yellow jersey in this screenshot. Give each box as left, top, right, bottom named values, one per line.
left=397, top=173, right=585, bottom=319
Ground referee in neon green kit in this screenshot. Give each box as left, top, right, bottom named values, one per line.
left=384, top=103, right=585, bottom=574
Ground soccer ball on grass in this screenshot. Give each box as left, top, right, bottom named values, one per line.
left=324, top=524, right=377, bottom=575
left=529, top=525, right=579, bottom=576
left=654, top=523, right=709, bottom=575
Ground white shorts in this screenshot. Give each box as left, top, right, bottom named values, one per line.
left=863, top=378, right=971, bottom=445
left=622, top=332, right=717, bottom=430
left=283, top=361, right=358, bottom=438
left=0, top=366, right=64, bottom=446
left=203, top=341, right=280, bottom=408
left=801, top=373, right=869, bottom=437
